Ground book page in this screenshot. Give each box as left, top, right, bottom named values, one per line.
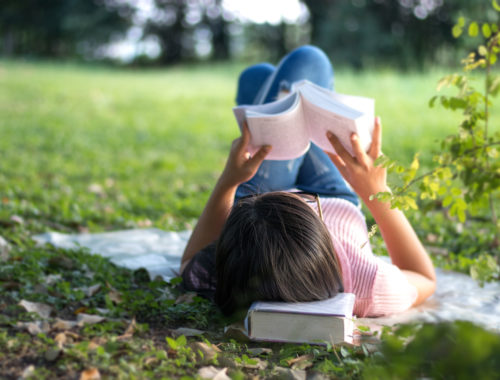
left=301, top=98, right=365, bottom=156
left=294, top=81, right=374, bottom=155
left=248, top=293, right=355, bottom=318
left=242, top=94, right=311, bottom=160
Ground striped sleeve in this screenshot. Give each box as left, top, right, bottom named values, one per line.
left=320, top=198, right=417, bottom=317
left=366, top=258, right=418, bottom=317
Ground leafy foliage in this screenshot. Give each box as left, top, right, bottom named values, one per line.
left=374, top=1, right=500, bottom=281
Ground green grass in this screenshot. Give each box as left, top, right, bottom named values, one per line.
left=1, top=60, right=492, bottom=233
left=1, top=61, right=499, bottom=379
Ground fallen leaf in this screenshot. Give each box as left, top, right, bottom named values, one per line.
left=18, top=300, right=53, bottom=319
left=0, top=235, right=10, bottom=260
left=45, top=347, right=61, bottom=362
left=171, top=327, right=205, bottom=338
left=54, top=333, right=67, bottom=348
left=88, top=183, right=104, bottom=196
left=21, top=365, right=35, bottom=379
left=77, top=314, right=106, bottom=326
left=79, top=368, right=101, bottom=380
left=84, top=284, right=102, bottom=297
left=286, top=354, right=314, bottom=368
left=74, top=306, right=89, bottom=315
left=108, top=290, right=122, bottom=304
left=10, top=215, right=24, bottom=225
left=223, top=322, right=250, bottom=342
left=52, top=319, right=78, bottom=330
left=43, top=274, right=62, bottom=285
left=273, top=366, right=307, bottom=380
left=217, top=354, right=238, bottom=369
left=175, top=292, right=197, bottom=304
left=241, top=357, right=267, bottom=370
left=247, top=347, right=272, bottom=356
left=16, top=321, right=50, bottom=335
left=117, top=317, right=136, bottom=341
left=197, top=366, right=230, bottom=380
left=190, top=342, right=221, bottom=363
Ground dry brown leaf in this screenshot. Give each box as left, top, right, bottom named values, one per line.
left=0, top=235, right=10, bottom=260
left=273, top=366, right=307, bottom=380
left=52, top=319, right=78, bottom=331
left=18, top=300, right=53, bottom=319
left=77, top=313, right=106, bottom=326
left=247, top=347, right=272, bottom=356
left=74, top=306, right=89, bottom=315
left=54, top=333, right=67, bottom=349
left=286, top=354, right=314, bottom=368
left=79, top=368, right=101, bottom=380
left=190, top=342, right=221, bottom=363
left=44, top=347, right=61, bottom=362
left=175, top=292, right=197, bottom=304
left=241, top=357, right=268, bottom=370
left=16, top=321, right=50, bottom=335
left=171, top=327, right=205, bottom=338
left=117, top=317, right=136, bottom=341
left=84, top=284, right=101, bottom=297
left=197, top=366, right=230, bottom=380
left=20, top=365, right=35, bottom=379
left=108, top=290, right=122, bottom=304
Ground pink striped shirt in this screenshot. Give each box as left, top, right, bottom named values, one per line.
left=317, top=197, right=417, bottom=317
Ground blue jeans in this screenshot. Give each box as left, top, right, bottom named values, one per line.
left=234, top=45, right=359, bottom=206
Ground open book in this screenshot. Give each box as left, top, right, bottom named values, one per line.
left=244, top=293, right=355, bottom=345
left=233, top=80, right=375, bottom=160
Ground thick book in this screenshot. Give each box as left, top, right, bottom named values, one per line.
left=233, top=80, right=375, bottom=160
left=244, top=293, right=356, bottom=345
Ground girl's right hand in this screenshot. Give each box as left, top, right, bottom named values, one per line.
left=219, top=121, right=272, bottom=189
left=325, top=117, right=388, bottom=202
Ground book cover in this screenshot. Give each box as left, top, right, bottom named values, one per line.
left=244, top=293, right=356, bottom=345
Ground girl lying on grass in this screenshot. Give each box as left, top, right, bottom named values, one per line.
left=180, top=45, right=436, bottom=317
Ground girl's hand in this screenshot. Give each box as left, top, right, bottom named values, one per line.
left=326, top=117, right=388, bottom=201
left=219, top=121, right=272, bottom=188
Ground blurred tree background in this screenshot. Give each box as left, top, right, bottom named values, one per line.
left=0, top=0, right=498, bottom=67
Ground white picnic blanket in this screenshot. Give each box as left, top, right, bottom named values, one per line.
left=32, top=228, right=500, bottom=332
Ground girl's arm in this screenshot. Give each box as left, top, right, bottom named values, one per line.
left=180, top=123, right=271, bottom=273
left=326, top=118, right=436, bottom=306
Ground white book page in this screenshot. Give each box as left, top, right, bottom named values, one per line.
left=248, top=293, right=355, bottom=318
left=245, top=95, right=311, bottom=160
left=301, top=97, right=361, bottom=156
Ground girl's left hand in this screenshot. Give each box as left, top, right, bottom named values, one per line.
left=219, top=121, right=272, bottom=188
left=326, top=117, right=387, bottom=201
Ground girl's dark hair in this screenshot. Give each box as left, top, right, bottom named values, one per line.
left=215, top=192, right=343, bottom=316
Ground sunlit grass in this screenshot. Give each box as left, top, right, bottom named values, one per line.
left=0, top=61, right=497, bottom=232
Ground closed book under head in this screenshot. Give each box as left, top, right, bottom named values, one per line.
left=245, top=293, right=355, bottom=345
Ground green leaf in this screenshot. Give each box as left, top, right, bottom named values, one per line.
left=468, top=22, right=479, bottom=37
left=490, top=53, right=497, bottom=65
left=458, top=16, right=465, bottom=27
left=493, top=0, right=500, bottom=12
left=166, top=337, right=178, bottom=350
left=176, top=334, right=187, bottom=347
left=452, top=25, right=462, bottom=38
left=482, top=23, right=492, bottom=38
left=429, top=95, right=438, bottom=108
left=478, top=45, right=488, bottom=56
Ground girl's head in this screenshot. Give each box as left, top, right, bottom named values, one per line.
left=215, top=192, right=343, bottom=316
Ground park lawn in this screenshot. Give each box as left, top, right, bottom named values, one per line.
left=0, top=61, right=499, bottom=379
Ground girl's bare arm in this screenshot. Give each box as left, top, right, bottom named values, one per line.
left=180, top=123, right=271, bottom=273
left=326, top=118, right=436, bottom=306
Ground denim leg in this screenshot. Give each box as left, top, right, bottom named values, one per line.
left=254, top=45, right=335, bottom=105
left=296, top=144, right=359, bottom=206
left=235, top=63, right=275, bottom=106
left=234, top=46, right=339, bottom=201
left=235, top=157, right=305, bottom=199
